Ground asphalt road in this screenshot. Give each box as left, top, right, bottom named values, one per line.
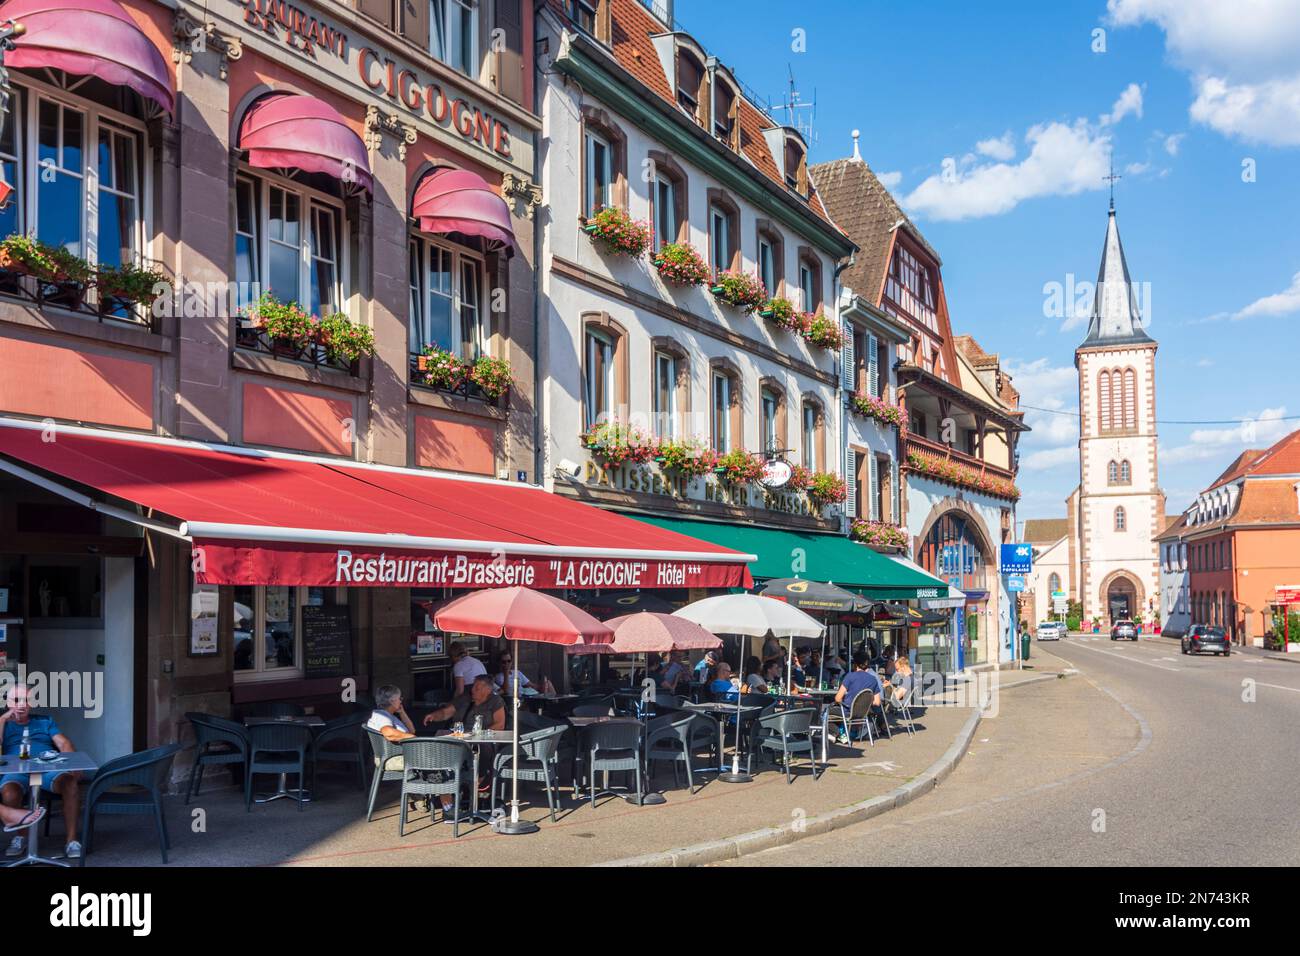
left=723, top=635, right=1300, bottom=866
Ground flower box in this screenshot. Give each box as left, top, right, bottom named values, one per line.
left=850, top=519, right=908, bottom=550
left=803, top=312, right=845, bottom=351
left=583, top=207, right=652, bottom=258
left=317, top=312, right=375, bottom=366
left=713, top=448, right=766, bottom=485
left=581, top=421, right=658, bottom=467
left=652, top=241, right=711, bottom=287
left=850, top=392, right=905, bottom=428
left=906, top=450, right=1021, bottom=501
left=710, top=270, right=767, bottom=313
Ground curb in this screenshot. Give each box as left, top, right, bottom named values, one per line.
left=598, top=672, right=1071, bottom=867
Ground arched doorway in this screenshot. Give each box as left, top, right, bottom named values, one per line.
left=1107, top=579, right=1135, bottom=622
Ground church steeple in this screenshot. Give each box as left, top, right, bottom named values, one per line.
left=1080, top=204, right=1153, bottom=347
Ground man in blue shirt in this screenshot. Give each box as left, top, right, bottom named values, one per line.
left=1, top=684, right=82, bottom=859
left=833, top=651, right=884, bottom=741
left=693, top=650, right=718, bottom=682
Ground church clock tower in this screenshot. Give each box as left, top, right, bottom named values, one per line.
left=1074, top=201, right=1164, bottom=625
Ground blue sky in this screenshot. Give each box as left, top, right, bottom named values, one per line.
left=676, top=0, right=1300, bottom=521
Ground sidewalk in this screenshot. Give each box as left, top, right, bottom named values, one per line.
left=63, top=702, right=980, bottom=868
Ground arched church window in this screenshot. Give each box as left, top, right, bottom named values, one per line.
left=1098, top=371, right=1112, bottom=431
left=1114, top=506, right=1126, bottom=531
left=1049, top=572, right=1061, bottom=593
left=1123, top=368, right=1137, bottom=429
left=1107, top=461, right=1118, bottom=484
left=1120, top=460, right=1131, bottom=483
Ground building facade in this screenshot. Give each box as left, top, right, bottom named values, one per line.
left=1022, top=518, right=1070, bottom=626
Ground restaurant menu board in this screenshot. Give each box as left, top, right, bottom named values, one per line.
left=303, top=605, right=354, bottom=678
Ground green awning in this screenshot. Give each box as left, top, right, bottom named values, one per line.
left=631, top=515, right=948, bottom=601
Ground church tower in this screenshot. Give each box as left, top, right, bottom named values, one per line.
left=1074, top=201, right=1163, bottom=625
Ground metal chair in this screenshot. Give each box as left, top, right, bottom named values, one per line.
left=827, top=689, right=878, bottom=748
left=579, top=720, right=644, bottom=807
left=310, top=711, right=368, bottom=792
left=365, top=728, right=407, bottom=822
left=572, top=702, right=615, bottom=718
left=80, top=743, right=181, bottom=865
left=491, top=724, right=567, bottom=822
left=184, top=712, right=250, bottom=804
left=885, top=683, right=916, bottom=737
left=397, top=738, right=470, bottom=837
left=245, top=723, right=314, bottom=811
left=685, top=710, right=720, bottom=769
left=755, top=708, right=821, bottom=783
left=645, top=711, right=699, bottom=793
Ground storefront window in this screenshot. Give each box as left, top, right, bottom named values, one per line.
left=408, top=235, right=485, bottom=361
left=232, top=585, right=347, bottom=679
left=918, top=512, right=987, bottom=595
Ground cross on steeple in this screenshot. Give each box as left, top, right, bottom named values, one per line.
left=1103, top=156, right=1122, bottom=211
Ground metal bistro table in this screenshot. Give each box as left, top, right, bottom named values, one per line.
left=1, top=751, right=98, bottom=867
left=685, top=702, right=761, bottom=774
left=440, top=729, right=514, bottom=825
left=244, top=715, right=325, bottom=804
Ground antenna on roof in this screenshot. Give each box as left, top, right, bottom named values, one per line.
left=774, top=65, right=816, bottom=146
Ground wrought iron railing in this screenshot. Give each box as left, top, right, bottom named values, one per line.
left=0, top=270, right=158, bottom=332
left=407, top=352, right=504, bottom=407
left=235, top=323, right=359, bottom=375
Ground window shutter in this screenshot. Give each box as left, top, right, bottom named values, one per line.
left=358, top=0, right=394, bottom=29
left=492, top=0, right=524, bottom=105
left=841, top=321, right=855, bottom=391
left=398, top=0, right=428, bottom=43
left=868, top=454, right=880, bottom=520
left=867, top=333, right=879, bottom=397
left=845, top=449, right=857, bottom=518
left=891, top=457, right=901, bottom=525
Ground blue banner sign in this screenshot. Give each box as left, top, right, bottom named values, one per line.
left=1000, top=543, right=1033, bottom=574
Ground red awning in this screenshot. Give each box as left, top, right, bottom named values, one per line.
left=238, top=93, right=373, bottom=194
left=0, top=420, right=753, bottom=590
left=412, top=167, right=516, bottom=256
left=3, top=0, right=173, bottom=115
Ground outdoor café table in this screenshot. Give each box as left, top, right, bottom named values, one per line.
left=243, top=715, right=325, bottom=804
left=684, top=702, right=761, bottom=773
left=438, top=728, right=514, bottom=824
left=0, top=750, right=98, bottom=867
left=565, top=716, right=659, bottom=805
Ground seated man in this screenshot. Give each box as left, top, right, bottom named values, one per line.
left=832, top=651, right=884, bottom=742
left=1, top=684, right=80, bottom=859
left=791, top=648, right=810, bottom=688
left=708, top=662, right=739, bottom=701
left=368, top=684, right=454, bottom=815
left=423, top=676, right=507, bottom=794
left=492, top=653, right=554, bottom=696
left=693, top=650, right=718, bottom=682
left=659, top=650, right=687, bottom=695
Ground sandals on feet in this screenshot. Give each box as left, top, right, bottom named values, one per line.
left=4, top=806, right=45, bottom=833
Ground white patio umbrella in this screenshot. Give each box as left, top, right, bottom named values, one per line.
left=673, top=594, right=824, bottom=782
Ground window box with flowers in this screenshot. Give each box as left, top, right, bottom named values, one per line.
left=582, top=207, right=651, bottom=258
left=787, top=464, right=813, bottom=492
left=850, top=519, right=909, bottom=551
left=757, top=297, right=810, bottom=336
left=243, top=292, right=317, bottom=355
left=238, top=292, right=376, bottom=374
left=906, top=450, right=1021, bottom=501
left=803, top=312, right=845, bottom=352
left=0, top=235, right=95, bottom=310
left=850, top=392, right=905, bottom=429
left=414, top=346, right=512, bottom=404
left=713, top=448, right=766, bottom=486
left=652, top=241, right=711, bottom=287
left=94, top=262, right=169, bottom=318
left=317, top=313, right=376, bottom=366
left=581, top=421, right=657, bottom=468
left=710, top=270, right=767, bottom=313
left=656, top=436, right=718, bottom=479
left=806, top=471, right=847, bottom=508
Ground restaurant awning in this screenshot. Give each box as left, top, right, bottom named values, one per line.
left=238, top=92, right=373, bottom=194
left=3, top=0, right=174, bottom=115
left=411, top=167, right=516, bottom=257
left=0, top=419, right=754, bottom=590
left=631, top=515, right=946, bottom=600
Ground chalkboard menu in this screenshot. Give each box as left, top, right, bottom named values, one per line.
left=303, top=605, right=354, bottom=678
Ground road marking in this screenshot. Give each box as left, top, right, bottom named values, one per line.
left=848, top=760, right=899, bottom=773
left=1256, top=682, right=1300, bottom=695
left=1064, top=640, right=1181, bottom=671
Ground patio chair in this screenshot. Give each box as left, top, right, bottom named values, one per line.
left=645, top=711, right=699, bottom=793
left=365, top=728, right=408, bottom=821
left=754, top=708, right=821, bottom=783
left=491, top=724, right=567, bottom=822
left=686, top=711, right=720, bottom=768
left=80, top=743, right=181, bottom=865
left=740, top=700, right=781, bottom=771
left=572, top=702, right=615, bottom=718
left=827, top=689, right=878, bottom=748
left=245, top=723, right=314, bottom=812
left=579, top=720, right=644, bottom=807
left=397, top=738, right=470, bottom=837
left=884, top=684, right=916, bottom=737
left=184, top=712, right=250, bottom=804
left=310, top=711, right=368, bottom=793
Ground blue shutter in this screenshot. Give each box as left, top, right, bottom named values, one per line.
left=841, top=320, right=855, bottom=392
left=868, top=453, right=879, bottom=520
left=867, top=333, right=879, bottom=397
left=845, top=448, right=857, bottom=517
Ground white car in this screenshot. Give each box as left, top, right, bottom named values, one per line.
left=1035, top=621, right=1065, bottom=641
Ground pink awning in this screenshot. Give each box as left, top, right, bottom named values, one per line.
left=412, top=167, right=517, bottom=257
left=2, top=0, right=173, bottom=115
left=238, top=93, right=372, bottom=194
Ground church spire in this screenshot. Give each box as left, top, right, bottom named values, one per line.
left=1081, top=202, right=1153, bottom=346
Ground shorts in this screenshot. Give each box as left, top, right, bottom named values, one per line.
left=0, top=771, right=71, bottom=793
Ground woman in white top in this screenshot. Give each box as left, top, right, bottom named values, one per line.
left=449, top=641, right=487, bottom=697
left=492, top=650, right=530, bottom=693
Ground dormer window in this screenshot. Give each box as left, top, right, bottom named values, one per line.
left=570, top=0, right=597, bottom=34
left=713, top=81, right=737, bottom=148
left=784, top=139, right=807, bottom=194
left=677, top=49, right=706, bottom=124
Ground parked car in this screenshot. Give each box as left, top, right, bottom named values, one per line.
left=1035, top=621, right=1065, bottom=641
left=1182, top=625, right=1231, bottom=656
left=1110, top=620, right=1139, bottom=641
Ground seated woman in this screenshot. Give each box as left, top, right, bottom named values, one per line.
left=885, top=654, right=915, bottom=702
left=492, top=652, right=554, bottom=696
left=743, top=656, right=768, bottom=694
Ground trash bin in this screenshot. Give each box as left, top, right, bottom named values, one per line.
left=1021, top=632, right=1031, bottom=660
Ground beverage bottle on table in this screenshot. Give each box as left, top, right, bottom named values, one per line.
left=19, top=726, right=30, bottom=760
left=473, top=715, right=483, bottom=735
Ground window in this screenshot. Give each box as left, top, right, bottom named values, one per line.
left=431, top=0, right=478, bottom=76
left=233, top=586, right=347, bottom=679
left=1049, top=572, right=1061, bottom=593
left=784, top=139, right=806, bottom=193
left=585, top=328, right=615, bottom=429
left=802, top=402, right=819, bottom=470
left=1123, top=368, right=1137, bottom=429
left=882, top=243, right=938, bottom=332
left=653, top=349, right=677, bottom=439
left=709, top=202, right=736, bottom=275
left=760, top=387, right=779, bottom=455
left=584, top=129, right=612, bottom=216
left=1108, top=460, right=1119, bottom=484
left=407, top=236, right=485, bottom=361
left=756, top=223, right=783, bottom=298
left=1120, top=460, right=1131, bottom=483
left=677, top=49, right=705, bottom=122
left=1098, top=370, right=1112, bottom=432
left=654, top=173, right=676, bottom=251
left=711, top=370, right=734, bottom=453
left=798, top=255, right=822, bottom=313
left=237, top=171, right=345, bottom=318
left=910, top=410, right=926, bottom=438
left=569, top=0, right=597, bottom=34
left=713, top=81, right=736, bottom=147
left=1115, top=506, right=1126, bottom=532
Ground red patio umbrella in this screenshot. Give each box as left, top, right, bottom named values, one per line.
left=434, top=587, right=613, bottom=834
left=568, top=611, right=722, bottom=655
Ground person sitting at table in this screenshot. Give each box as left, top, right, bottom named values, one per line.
left=368, top=684, right=455, bottom=816
left=833, top=651, right=884, bottom=742
left=492, top=652, right=554, bottom=696
left=659, top=650, right=688, bottom=695
left=743, top=656, right=769, bottom=693
left=791, top=648, right=810, bottom=687
left=423, top=676, right=507, bottom=795
left=761, top=657, right=785, bottom=693
left=885, top=654, right=915, bottom=702
left=0, top=683, right=81, bottom=860
left=708, top=663, right=739, bottom=701
left=449, top=642, right=487, bottom=697
left=693, top=650, right=719, bottom=682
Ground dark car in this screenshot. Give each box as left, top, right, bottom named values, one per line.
left=1182, top=625, right=1231, bottom=657
left=1110, top=620, right=1138, bottom=641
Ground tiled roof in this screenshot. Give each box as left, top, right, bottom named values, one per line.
left=1207, top=449, right=1266, bottom=491
left=954, top=335, right=998, bottom=367
left=1155, top=512, right=1189, bottom=541
left=1243, top=428, right=1300, bottom=478
left=560, top=0, right=839, bottom=231
left=1023, top=518, right=1068, bottom=544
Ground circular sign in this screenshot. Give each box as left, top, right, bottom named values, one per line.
left=760, top=458, right=793, bottom=489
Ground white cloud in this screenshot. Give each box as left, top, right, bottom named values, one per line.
left=1231, top=270, right=1300, bottom=320
left=1021, top=445, right=1079, bottom=471
left=1101, top=83, right=1145, bottom=125
left=1160, top=407, right=1291, bottom=464
left=1109, top=0, right=1300, bottom=146
left=876, top=170, right=903, bottom=189
left=1124, top=161, right=1151, bottom=175
left=975, top=133, right=1016, bottom=161
left=1163, top=133, right=1185, bottom=155
left=1196, top=358, right=1214, bottom=367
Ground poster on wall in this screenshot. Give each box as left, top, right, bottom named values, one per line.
left=303, top=605, right=354, bottom=678
left=190, top=584, right=220, bottom=657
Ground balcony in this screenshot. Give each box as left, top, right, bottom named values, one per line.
left=0, top=271, right=159, bottom=333
left=407, top=352, right=506, bottom=408
left=235, top=324, right=359, bottom=376
left=904, top=433, right=1019, bottom=501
